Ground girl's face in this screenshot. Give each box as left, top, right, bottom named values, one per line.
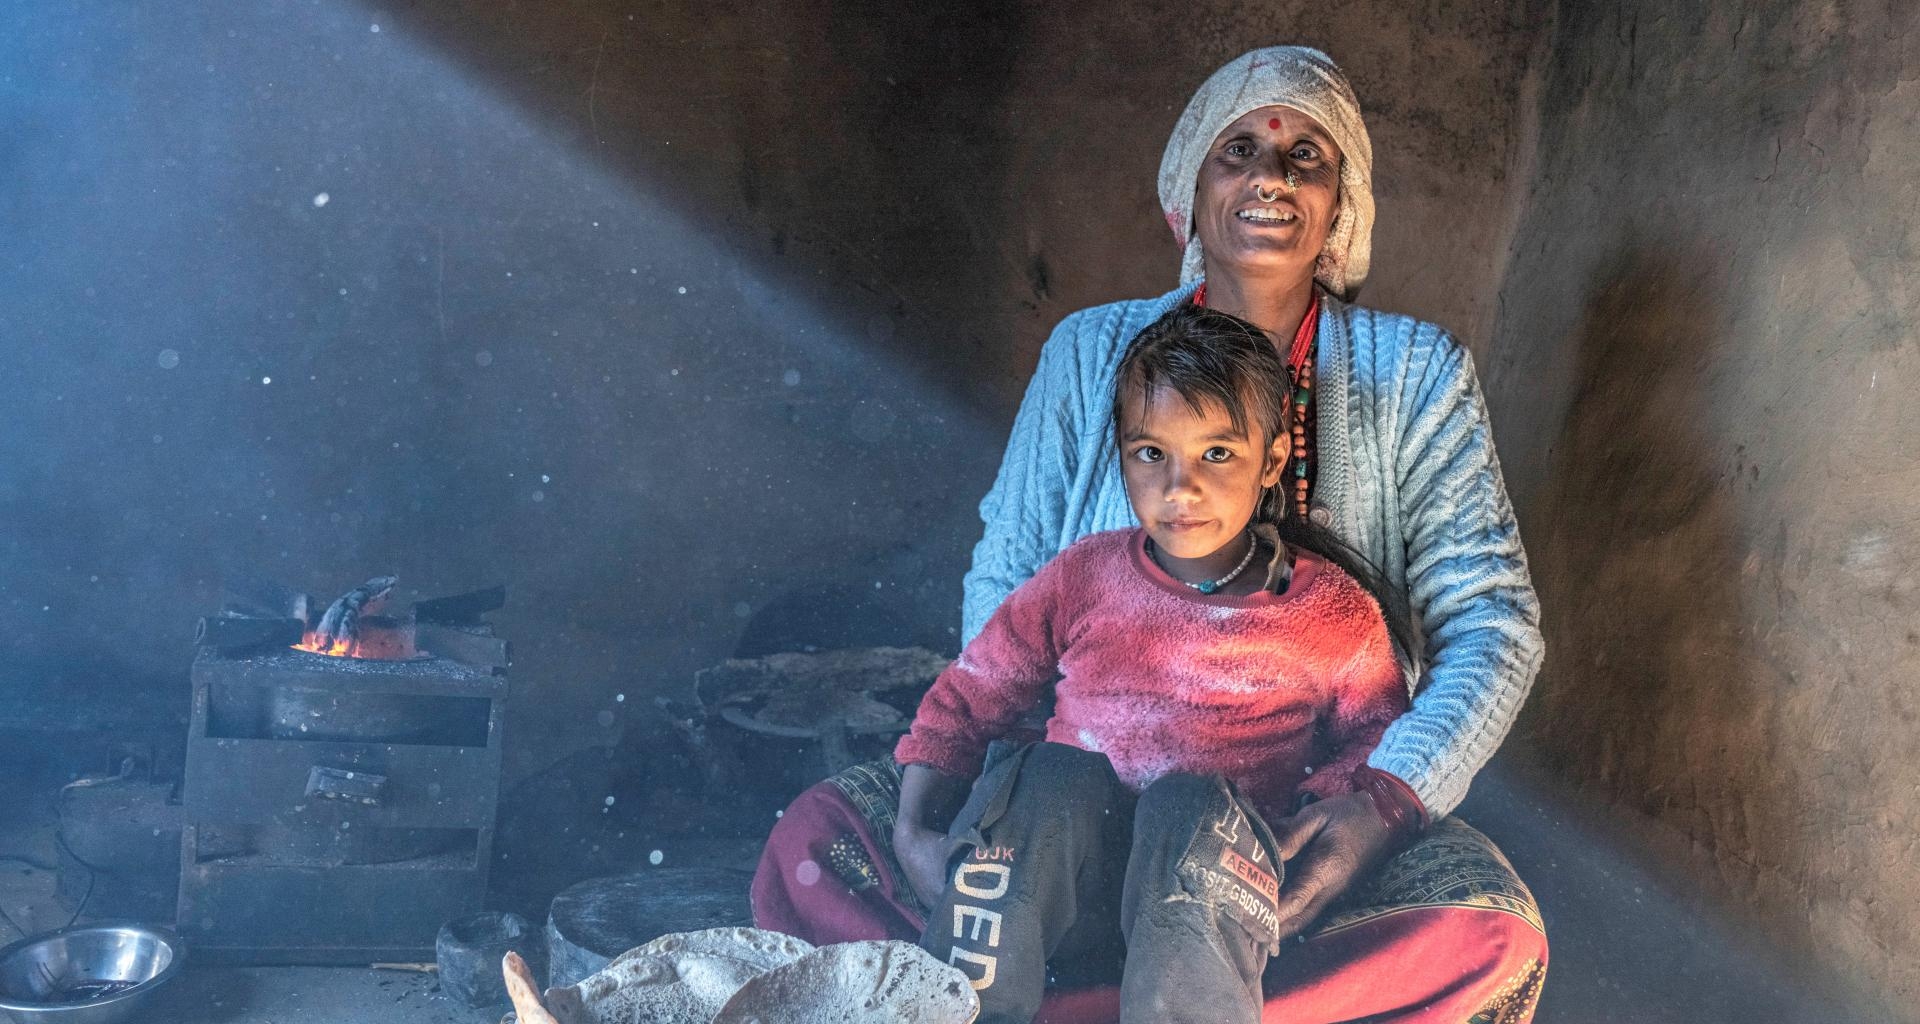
left=1118, top=382, right=1288, bottom=569
left=1191, top=105, right=1342, bottom=282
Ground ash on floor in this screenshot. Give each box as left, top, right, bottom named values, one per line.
left=140, top=965, right=471, bottom=1024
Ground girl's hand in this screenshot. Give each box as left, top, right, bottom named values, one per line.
left=894, top=763, right=975, bottom=908
left=894, top=824, right=964, bottom=909
left=1268, top=791, right=1395, bottom=941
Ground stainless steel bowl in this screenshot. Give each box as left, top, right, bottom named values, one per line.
left=0, top=923, right=184, bottom=1024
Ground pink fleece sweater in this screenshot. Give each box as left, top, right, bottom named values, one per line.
left=896, top=529, right=1409, bottom=822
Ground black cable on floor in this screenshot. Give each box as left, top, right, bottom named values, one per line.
left=0, top=851, right=66, bottom=937
left=0, top=845, right=92, bottom=935
left=52, top=831, right=96, bottom=929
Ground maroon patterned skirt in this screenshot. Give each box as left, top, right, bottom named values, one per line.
left=752, top=760, right=1547, bottom=1023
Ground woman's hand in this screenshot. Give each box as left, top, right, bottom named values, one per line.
left=1268, top=791, right=1396, bottom=941
left=894, top=824, right=964, bottom=909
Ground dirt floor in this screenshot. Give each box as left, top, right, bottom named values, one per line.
left=0, top=760, right=1854, bottom=1024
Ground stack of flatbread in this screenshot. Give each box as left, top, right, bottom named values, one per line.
left=502, top=927, right=979, bottom=1024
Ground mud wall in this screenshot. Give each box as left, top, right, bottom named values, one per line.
left=1485, top=1, right=1920, bottom=1013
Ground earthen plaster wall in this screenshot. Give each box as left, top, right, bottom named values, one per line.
left=1484, top=1, right=1920, bottom=1014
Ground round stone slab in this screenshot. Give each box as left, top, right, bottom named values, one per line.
left=544, top=868, right=754, bottom=988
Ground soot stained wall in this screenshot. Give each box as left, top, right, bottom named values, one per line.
left=1, top=1, right=1542, bottom=793
left=1486, top=1, right=1920, bottom=1014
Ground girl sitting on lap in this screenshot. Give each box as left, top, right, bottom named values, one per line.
left=889, top=303, right=1423, bottom=1024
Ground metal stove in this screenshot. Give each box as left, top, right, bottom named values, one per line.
left=178, top=581, right=508, bottom=964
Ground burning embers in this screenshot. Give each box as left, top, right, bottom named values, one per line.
left=195, top=576, right=507, bottom=664
left=294, top=575, right=418, bottom=660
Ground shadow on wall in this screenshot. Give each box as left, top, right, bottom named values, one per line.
left=1531, top=246, right=1780, bottom=866
left=1519, top=244, right=1835, bottom=992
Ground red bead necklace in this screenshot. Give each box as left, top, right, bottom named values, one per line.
left=1192, top=283, right=1319, bottom=519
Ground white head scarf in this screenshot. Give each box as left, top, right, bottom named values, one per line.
left=1157, top=47, right=1374, bottom=298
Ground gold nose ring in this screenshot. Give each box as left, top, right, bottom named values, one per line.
left=1255, top=184, right=1283, bottom=203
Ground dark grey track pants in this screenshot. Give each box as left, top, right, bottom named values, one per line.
left=917, top=742, right=1284, bottom=1024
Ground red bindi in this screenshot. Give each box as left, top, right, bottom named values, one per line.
left=1268, top=117, right=1281, bottom=130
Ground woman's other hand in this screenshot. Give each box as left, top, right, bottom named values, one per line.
left=894, top=824, right=964, bottom=909
left=1268, top=791, right=1396, bottom=941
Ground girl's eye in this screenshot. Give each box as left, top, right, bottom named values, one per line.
left=1203, top=447, right=1234, bottom=463
left=1132, top=445, right=1163, bottom=463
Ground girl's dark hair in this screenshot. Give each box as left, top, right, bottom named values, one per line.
left=1274, top=503, right=1420, bottom=673
left=1113, top=303, right=1419, bottom=667
left=1112, top=304, right=1290, bottom=453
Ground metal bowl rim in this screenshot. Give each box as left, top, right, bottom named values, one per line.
left=0, top=921, right=186, bottom=1011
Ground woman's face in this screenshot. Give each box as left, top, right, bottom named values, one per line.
left=1191, top=105, right=1342, bottom=283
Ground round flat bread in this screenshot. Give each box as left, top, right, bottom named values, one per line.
left=622, top=927, right=814, bottom=973
left=543, top=927, right=814, bottom=1023
left=547, top=949, right=755, bottom=1024
left=712, top=940, right=979, bottom=1024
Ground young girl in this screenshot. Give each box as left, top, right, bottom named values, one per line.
left=889, top=303, right=1425, bottom=1024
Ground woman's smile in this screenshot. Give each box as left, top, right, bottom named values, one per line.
left=1235, top=205, right=1300, bottom=226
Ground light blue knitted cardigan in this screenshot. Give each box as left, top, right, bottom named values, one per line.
left=960, top=281, right=1543, bottom=818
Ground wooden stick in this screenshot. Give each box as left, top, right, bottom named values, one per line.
left=368, top=962, right=437, bottom=973
left=414, top=584, right=506, bottom=624
left=222, top=575, right=311, bottom=623
left=311, top=575, right=398, bottom=652
left=194, top=616, right=306, bottom=650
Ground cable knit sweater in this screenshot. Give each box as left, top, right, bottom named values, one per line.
left=899, top=530, right=1406, bottom=824
left=960, top=282, right=1543, bottom=818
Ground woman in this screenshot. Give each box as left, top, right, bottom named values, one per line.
left=755, top=47, right=1547, bottom=1023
